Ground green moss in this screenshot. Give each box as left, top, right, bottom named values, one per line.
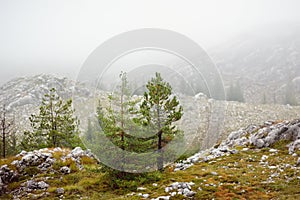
left=23, top=166, right=40, bottom=177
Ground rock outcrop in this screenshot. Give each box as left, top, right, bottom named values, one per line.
left=174, top=119, right=300, bottom=171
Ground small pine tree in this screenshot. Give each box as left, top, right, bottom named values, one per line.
left=235, top=80, right=244, bottom=102
left=0, top=105, right=15, bottom=158
left=227, top=81, right=235, bottom=101
left=85, top=118, right=94, bottom=143
left=137, top=72, right=183, bottom=171
left=22, top=88, right=81, bottom=150
left=227, top=80, right=244, bottom=102
left=285, top=80, right=298, bottom=106
left=262, top=92, right=267, bottom=104
left=211, top=73, right=225, bottom=100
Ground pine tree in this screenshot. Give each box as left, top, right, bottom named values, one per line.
left=137, top=72, right=183, bottom=171
left=22, top=88, right=81, bottom=150
left=227, top=81, right=235, bottom=101
left=235, top=80, right=245, bottom=102
left=226, top=80, right=244, bottom=102
left=262, top=92, right=267, bottom=104
left=96, top=72, right=131, bottom=149
left=85, top=118, right=94, bottom=143
left=285, top=80, right=298, bottom=106
left=211, top=73, right=225, bottom=100
left=0, top=105, right=14, bottom=158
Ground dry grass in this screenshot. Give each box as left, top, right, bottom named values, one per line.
left=1, top=141, right=300, bottom=199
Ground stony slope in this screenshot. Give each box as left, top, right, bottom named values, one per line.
left=1, top=119, right=300, bottom=199
left=0, top=74, right=91, bottom=136
left=1, top=74, right=300, bottom=156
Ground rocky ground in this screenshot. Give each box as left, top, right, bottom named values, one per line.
left=0, top=147, right=96, bottom=199
left=1, top=118, right=300, bottom=199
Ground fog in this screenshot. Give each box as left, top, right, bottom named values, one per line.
left=0, top=0, right=300, bottom=85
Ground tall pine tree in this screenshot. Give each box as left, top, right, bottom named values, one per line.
left=137, top=72, right=183, bottom=171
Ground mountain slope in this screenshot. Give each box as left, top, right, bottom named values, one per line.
left=211, top=23, right=300, bottom=104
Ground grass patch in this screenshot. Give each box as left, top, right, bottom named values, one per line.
left=2, top=139, right=300, bottom=200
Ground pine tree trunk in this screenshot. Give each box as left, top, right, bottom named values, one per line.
left=1, top=108, right=6, bottom=158
left=157, top=129, right=163, bottom=171
left=2, top=129, right=5, bottom=158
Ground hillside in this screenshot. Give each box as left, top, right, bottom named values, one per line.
left=1, top=74, right=300, bottom=154
left=211, top=23, right=300, bottom=104
left=0, top=74, right=92, bottom=137
left=1, top=119, right=300, bottom=199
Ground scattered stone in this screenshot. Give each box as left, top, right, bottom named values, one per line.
left=163, top=182, right=195, bottom=198
left=256, top=139, right=265, bottom=148
left=56, top=188, right=64, bottom=194
left=264, top=121, right=273, bottom=126
left=38, top=181, right=49, bottom=190
left=296, top=158, right=300, bottom=166
left=17, top=150, right=27, bottom=157
left=21, top=153, right=40, bottom=166
left=26, top=180, right=49, bottom=190
left=38, top=157, right=55, bottom=171
left=230, top=149, right=238, bottom=154
left=170, top=192, right=176, bottom=196
left=60, top=166, right=71, bottom=174
left=185, top=190, right=196, bottom=197
left=0, top=176, right=6, bottom=194
left=268, top=166, right=277, bottom=170
left=71, top=147, right=84, bottom=158
left=0, top=165, right=18, bottom=186
left=127, top=192, right=136, bottom=196
left=288, top=139, right=300, bottom=154
left=242, top=148, right=249, bottom=151
left=137, top=187, right=147, bottom=191
left=151, top=196, right=170, bottom=200
left=164, top=187, right=171, bottom=193
left=269, top=149, right=278, bottom=153
left=11, top=160, right=19, bottom=166
left=261, top=155, right=268, bottom=162
left=211, top=171, right=218, bottom=176
left=53, top=147, right=63, bottom=152
left=170, top=182, right=179, bottom=189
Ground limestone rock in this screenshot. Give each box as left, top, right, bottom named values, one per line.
left=56, top=188, right=65, bottom=194
left=60, top=166, right=71, bottom=174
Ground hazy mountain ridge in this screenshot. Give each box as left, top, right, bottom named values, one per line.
left=211, top=24, right=300, bottom=104
left=0, top=74, right=91, bottom=110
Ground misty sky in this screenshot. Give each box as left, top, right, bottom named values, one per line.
left=0, top=0, right=300, bottom=85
